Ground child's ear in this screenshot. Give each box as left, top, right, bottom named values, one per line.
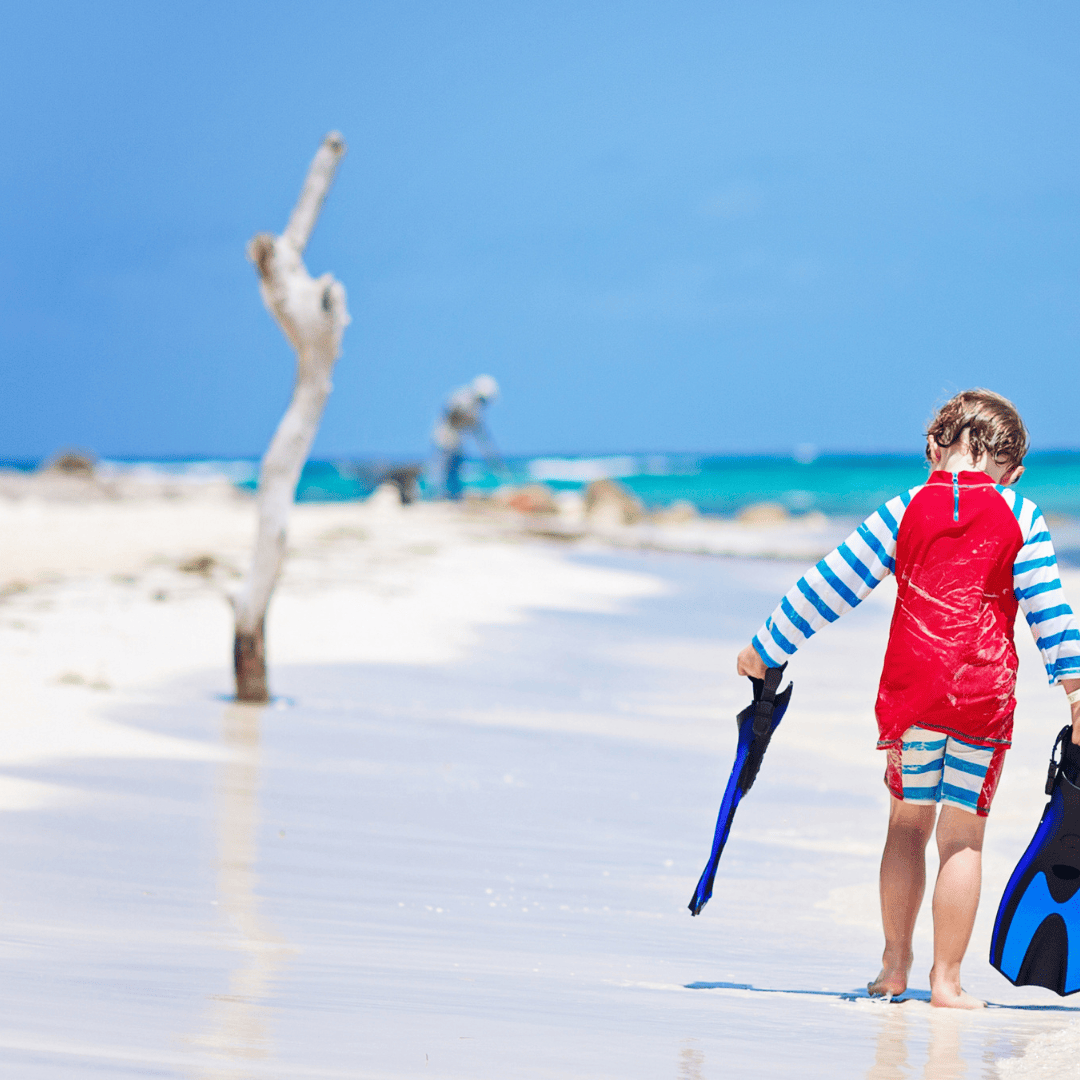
left=927, top=438, right=941, bottom=466
left=1005, top=465, right=1026, bottom=486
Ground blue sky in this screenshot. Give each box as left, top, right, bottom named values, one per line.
left=2, top=1, right=1079, bottom=460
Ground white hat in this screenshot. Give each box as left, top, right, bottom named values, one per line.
left=472, top=374, right=499, bottom=401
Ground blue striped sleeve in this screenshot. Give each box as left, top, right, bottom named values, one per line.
left=1016, top=579, right=1062, bottom=601
left=752, top=633, right=781, bottom=668
left=1014, top=556, right=1059, bottom=575
left=817, top=558, right=861, bottom=609
left=764, top=616, right=798, bottom=655
left=878, top=503, right=899, bottom=539
left=780, top=595, right=814, bottom=639
left=1013, top=499, right=1080, bottom=685
left=1036, top=629, right=1080, bottom=651
left=797, top=577, right=840, bottom=623
left=749, top=493, right=911, bottom=665
left=1050, top=656, right=1080, bottom=679
left=1026, top=603, right=1074, bottom=626
left=857, top=521, right=896, bottom=573
left=838, top=542, right=878, bottom=591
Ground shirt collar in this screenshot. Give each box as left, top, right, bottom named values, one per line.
left=928, top=470, right=995, bottom=485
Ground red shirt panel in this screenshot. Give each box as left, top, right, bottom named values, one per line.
left=875, top=471, right=1024, bottom=747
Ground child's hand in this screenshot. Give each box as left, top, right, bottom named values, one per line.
left=737, top=643, right=768, bottom=679
left=1064, top=679, right=1080, bottom=745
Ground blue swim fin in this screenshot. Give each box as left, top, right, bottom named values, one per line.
left=688, top=666, right=792, bottom=916
left=990, top=726, right=1080, bottom=995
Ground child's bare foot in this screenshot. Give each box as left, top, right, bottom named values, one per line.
left=868, top=957, right=911, bottom=998
left=930, top=986, right=985, bottom=1009
left=929, top=966, right=986, bottom=1009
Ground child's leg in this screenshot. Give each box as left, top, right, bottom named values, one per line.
left=869, top=795, right=935, bottom=997
left=929, top=804, right=987, bottom=1009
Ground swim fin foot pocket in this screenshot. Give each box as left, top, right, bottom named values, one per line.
left=688, top=665, right=792, bottom=917
left=736, top=667, right=792, bottom=795
left=991, top=726, right=1080, bottom=995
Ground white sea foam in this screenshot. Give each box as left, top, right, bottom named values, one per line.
left=97, top=458, right=258, bottom=485
left=528, top=455, right=641, bottom=482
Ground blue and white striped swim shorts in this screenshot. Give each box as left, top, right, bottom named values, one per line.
left=884, top=726, right=1007, bottom=817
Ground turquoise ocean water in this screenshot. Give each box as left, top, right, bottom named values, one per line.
left=7, top=451, right=1080, bottom=518
left=486, top=452, right=1077, bottom=516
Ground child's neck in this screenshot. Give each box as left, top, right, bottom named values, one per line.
left=933, top=447, right=1017, bottom=485
left=935, top=448, right=986, bottom=474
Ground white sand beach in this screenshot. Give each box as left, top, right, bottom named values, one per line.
left=1, top=486, right=1079, bottom=1077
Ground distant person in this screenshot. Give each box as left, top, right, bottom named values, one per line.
left=431, top=374, right=501, bottom=500
left=736, top=389, right=1080, bottom=1008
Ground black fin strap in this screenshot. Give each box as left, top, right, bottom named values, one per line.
left=1047, top=726, right=1071, bottom=796
left=762, top=665, right=783, bottom=697
left=753, top=665, right=786, bottom=737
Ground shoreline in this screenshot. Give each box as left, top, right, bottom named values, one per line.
left=0, top=479, right=853, bottom=595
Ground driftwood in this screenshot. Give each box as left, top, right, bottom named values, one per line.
left=233, top=132, right=350, bottom=702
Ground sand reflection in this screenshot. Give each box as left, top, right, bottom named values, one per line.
left=190, top=703, right=294, bottom=1078
left=677, top=1039, right=705, bottom=1079
left=866, top=1004, right=910, bottom=1079
left=923, top=1009, right=966, bottom=1080
left=867, top=1004, right=967, bottom=1080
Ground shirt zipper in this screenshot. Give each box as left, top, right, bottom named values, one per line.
left=952, top=472, right=960, bottom=522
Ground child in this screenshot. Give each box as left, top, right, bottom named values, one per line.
left=736, top=389, right=1080, bottom=1008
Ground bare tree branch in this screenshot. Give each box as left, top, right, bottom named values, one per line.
left=233, top=132, right=350, bottom=702
left=282, top=131, right=345, bottom=253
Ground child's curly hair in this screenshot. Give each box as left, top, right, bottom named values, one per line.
left=926, top=389, right=1029, bottom=470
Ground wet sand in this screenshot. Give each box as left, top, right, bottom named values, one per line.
left=0, top=499, right=1077, bottom=1076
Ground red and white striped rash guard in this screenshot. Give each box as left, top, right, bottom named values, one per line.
left=752, top=471, right=1080, bottom=749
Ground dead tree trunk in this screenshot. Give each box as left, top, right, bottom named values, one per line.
left=233, top=132, right=350, bottom=702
